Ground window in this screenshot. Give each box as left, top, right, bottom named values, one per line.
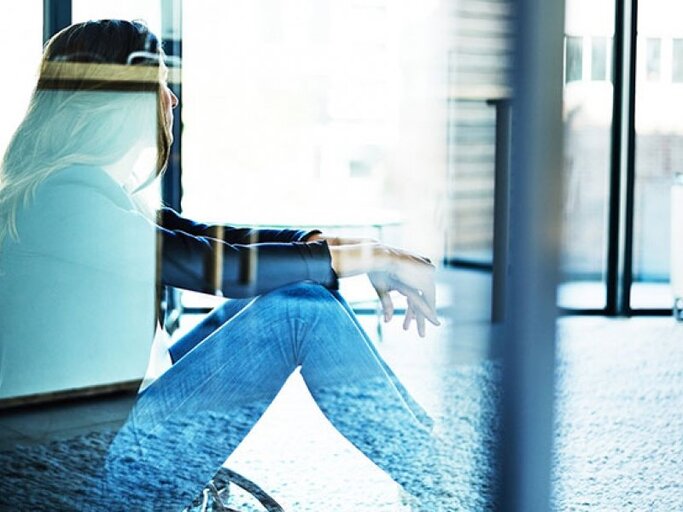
left=646, top=38, right=661, bottom=81
left=559, top=0, right=616, bottom=311
left=180, top=1, right=453, bottom=314
left=591, top=36, right=609, bottom=81
left=72, top=0, right=161, bottom=36
left=566, top=36, right=583, bottom=82
left=673, top=39, right=683, bottom=83
left=181, top=2, right=403, bottom=224
left=631, top=20, right=683, bottom=308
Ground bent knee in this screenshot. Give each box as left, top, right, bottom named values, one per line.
left=265, top=281, right=335, bottom=302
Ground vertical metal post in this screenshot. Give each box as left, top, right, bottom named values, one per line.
left=621, top=0, right=639, bottom=316
left=499, top=0, right=564, bottom=510
left=160, top=0, right=183, bottom=331
left=489, top=99, right=512, bottom=324
left=607, top=0, right=638, bottom=316
left=43, top=0, right=72, bottom=43
left=161, top=0, right=183, bottom=213
left=605, top=0, right=626, bottom=315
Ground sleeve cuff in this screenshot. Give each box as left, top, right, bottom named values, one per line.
left=301, top=239, right=339, bottom=289
left=300, top=229, right=323, bottom=242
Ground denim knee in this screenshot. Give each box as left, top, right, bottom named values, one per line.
left=263, top=281, right=337, bottom=305
left=256, top=282, right=348, bottom=339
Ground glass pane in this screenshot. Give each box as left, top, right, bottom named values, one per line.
left=559, top=0, right=615, bottom=309
left=179, top=0, right=509, bottom=508
left=0, top=1, right=43, bottom=157
left=0, top=2, right=518, bottom=510
left=631, top=2, right=683, bottom=309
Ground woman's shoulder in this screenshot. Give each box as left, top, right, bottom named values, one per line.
left=14, top=164, right=142, bottom=249
left=9, top=163, right=157, bottom=276
left=38, top=165, right=132, bottom=209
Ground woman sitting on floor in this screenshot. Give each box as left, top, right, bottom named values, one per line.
left=0, top=19, right=446, bottom=511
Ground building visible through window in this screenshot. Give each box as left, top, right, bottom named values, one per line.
left=591, top=36, right=609, bottom=81
left=646, top=38, right=661, bottom=81
left=566, top=36, right=583, bottom=82
left=673, top=39, right=683, bottom=82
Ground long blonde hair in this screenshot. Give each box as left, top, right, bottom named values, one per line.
left=0, top=20, right=172, bottom=248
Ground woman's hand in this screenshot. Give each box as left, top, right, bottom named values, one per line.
left=316, top=234, right=440, bottom=337
left=368, top=248, right=440, bottom=338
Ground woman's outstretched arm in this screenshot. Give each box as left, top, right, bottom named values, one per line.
left=159, top=207, right=318, bottom=245
left=307, top=232, right=440, bottom=337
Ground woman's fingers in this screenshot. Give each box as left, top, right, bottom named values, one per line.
left=369, top=259, right=440, bottom=335
left=421, top=284, right=437, bottom=316
left=413, top=294, right=439, bottom=326
left=403, top=306, right=414, bottom=331
left=369, top=272, right=395, bottom=322
left=390, top=280, right=440, bottom=326
left=408, top=299, right=428, bottom=338
left=378, top=289, right=394, bottom=322
left=416, top=308, right=426, bottom=337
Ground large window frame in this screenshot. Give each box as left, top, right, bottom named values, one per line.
left=446, top=0, right=672, bottom=318
left=603, top=0, right=671, bottom=317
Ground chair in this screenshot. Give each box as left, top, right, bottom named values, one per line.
left=186, top=467, right=284, bottom=512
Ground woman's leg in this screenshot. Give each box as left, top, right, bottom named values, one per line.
left=327, top=289, right=434, bottom=429
left=294, top=287, right=439, bottom=497
left=167, top=297, right=253, bottom=363
left=101, top=283, right=437, bottom=510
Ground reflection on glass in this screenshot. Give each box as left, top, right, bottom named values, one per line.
left=0, top=21, right=163, bottom=507
left=177, top=1, right=505, bottom=509
left=560, top=0, right=615, bottom=309
left=632, top=1, right=683, bottom=309
left=0, top=17, right=454, bottom=511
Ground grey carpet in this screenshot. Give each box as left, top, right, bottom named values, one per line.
left=1, top=318, right=682, bottom=511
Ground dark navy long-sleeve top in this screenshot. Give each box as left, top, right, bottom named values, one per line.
left=158, top=208, right=338, bottom=298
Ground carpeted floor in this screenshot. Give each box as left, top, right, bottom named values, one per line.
left=1, top=317, right=681, bottom=511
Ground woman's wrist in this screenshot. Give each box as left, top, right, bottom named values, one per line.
left=306, top=232, right=379, bottom=247
left=372, top=243, right=393, bottom=272
left=329, top=242, right=390, bottom=277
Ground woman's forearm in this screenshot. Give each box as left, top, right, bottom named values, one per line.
left=328, top=243, right=389, bottom=278
left=305, top=232, right=377, bottom=247
left=308, top=231, right=433, bottom=285
left=306, top=231, right=387, bottom=277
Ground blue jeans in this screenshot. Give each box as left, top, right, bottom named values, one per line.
left=101, top=283, right=435, bottom=510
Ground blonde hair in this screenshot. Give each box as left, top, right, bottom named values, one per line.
left=0, top=20, right=172, bottom=248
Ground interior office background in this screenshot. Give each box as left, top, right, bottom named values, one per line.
left=4, top=0, right=682, bottom=314
left=0, top=0, right=681, bottom=510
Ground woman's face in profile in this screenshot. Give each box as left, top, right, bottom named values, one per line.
left=160, top=63, right=179, bottom=128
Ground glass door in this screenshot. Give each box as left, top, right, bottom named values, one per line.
left=558, top=0, right=615, bottom=311
left=630, top=0, right=683, bottom=311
